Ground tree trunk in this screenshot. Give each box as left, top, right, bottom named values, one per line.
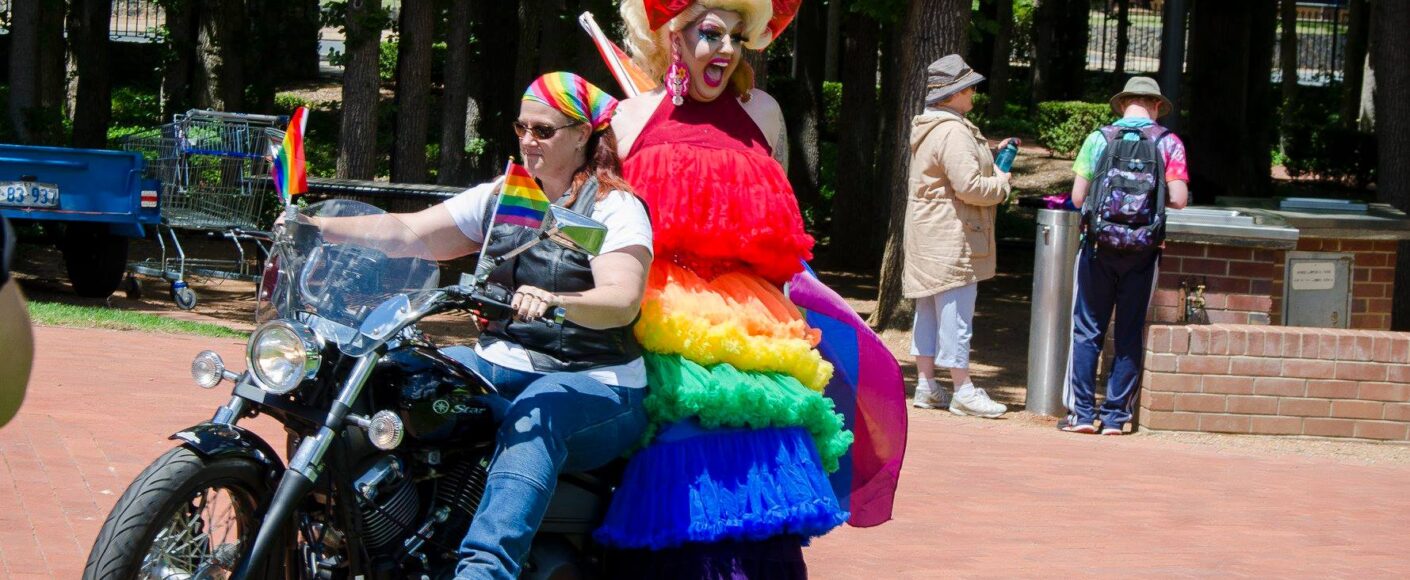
left=245, top=0, right=280, bottom=113
left=216, top=0, right=248, bottom=111
left=869, top=0, right=971, bottom=331
left=1339, top=0, right=1370, bottom=128
left=8, top=0, right=41, bottom=142
left=1032, top=0, right=1090, bottom=102
left=515, top=0, right=545, bottom=92
left=37, top=0, right=67, bottom=121
left=1372, top=0, right=1410, bottom=330
left=467, top=0, right=521, bottom=179
left=1358, top=21, right=1376, bottom=132
left=1113, top=0, right=1131, bottom=79
left=163, top=0, right=198, bottom=117
left=69, top=0, right=113, bottom=149
left=1279, top=0, right=1297, bottom=109
left=971, top=0, right=998, bottom=76
left=338, top=0, right=385, bottom=180
left=392, top=0, right=434, bottom=183
left=828, top=7, right=881, bottom=269
left=824, top=0, right=844, bottom=83
left=287, top=0, right=324, bottom=81
left=986, top=0, right=1014, bottom=117
left=1185, top=0, right=1276, bottom=204
left=439, top=0, right=473, bottom=186
left=786, top=0, right=828, bottom=218
left=194, top=4, right=220, bottom=109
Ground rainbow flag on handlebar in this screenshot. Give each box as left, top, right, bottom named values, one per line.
left=271, top=106, right=308, bottom=207
left=493, top=162, right=552, bottom=230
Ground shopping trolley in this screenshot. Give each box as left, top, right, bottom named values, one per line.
left=120, top=109, right=286, bottom=309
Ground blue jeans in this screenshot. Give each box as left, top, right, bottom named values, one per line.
left=443, top=347, right=648, bottom=580
left=1064, top=245, right=1160, bottom=429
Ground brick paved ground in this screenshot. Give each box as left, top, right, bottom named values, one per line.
left=3, top=326, right=1409, bottom=578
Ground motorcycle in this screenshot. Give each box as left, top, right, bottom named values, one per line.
left=84, top=199, right=621, bottom=579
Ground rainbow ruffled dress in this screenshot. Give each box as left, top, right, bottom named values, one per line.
left=595, top=91, right=851, bottom=551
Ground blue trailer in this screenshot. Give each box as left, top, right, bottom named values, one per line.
left=0, top=144, right=162, bottom=298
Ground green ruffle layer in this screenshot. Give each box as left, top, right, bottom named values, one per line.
left=641, top=353, right=854, bottom=473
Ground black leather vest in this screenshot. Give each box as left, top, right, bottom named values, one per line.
left=478, top=177, right=643, bottom=372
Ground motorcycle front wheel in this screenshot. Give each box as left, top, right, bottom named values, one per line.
left=83, top=447, right=276, bottom=580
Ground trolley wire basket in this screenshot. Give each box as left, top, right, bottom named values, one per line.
left=118, top=109, right=287, bottom=309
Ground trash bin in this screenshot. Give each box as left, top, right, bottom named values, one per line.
left=1026, top=208, right=1082, bottom=417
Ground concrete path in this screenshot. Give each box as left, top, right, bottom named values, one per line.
left=2, top=326, right=1408, bottom=578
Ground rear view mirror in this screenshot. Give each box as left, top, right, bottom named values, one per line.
left=540, top=206, right=607, bottom=257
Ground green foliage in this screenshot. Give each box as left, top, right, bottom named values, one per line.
left=852, top=0, right=908, bottom=23
left=110, top=87, right=163, bottom=128
left=1278, top=89, right=1376, bottom=188
left=1036, top=101, right=1112, bottom=158
left=821, top=81, right=843, bottom=138
left=1010, top=0, right=1037, bottom=63
left=969, top=93, right=1037, bottom=139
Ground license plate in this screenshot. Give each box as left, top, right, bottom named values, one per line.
left=0, top=181, right=60, bottom=208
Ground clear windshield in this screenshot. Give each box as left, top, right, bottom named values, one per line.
left=256, top=200, right=441, bottom=346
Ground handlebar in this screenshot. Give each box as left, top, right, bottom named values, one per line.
left=446, top=284, right=566, bottom=326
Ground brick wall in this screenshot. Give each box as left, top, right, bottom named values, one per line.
left=1151, top=239, right=1398, bottom=330
left=1152, top=242, right=1278, bottom=325
left=1140, top=324, right=1410, bottom=441
left=1270, top=238, right=1398, bottom=330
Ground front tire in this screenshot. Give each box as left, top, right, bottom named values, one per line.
left=83, top=447, right=274, bottom=580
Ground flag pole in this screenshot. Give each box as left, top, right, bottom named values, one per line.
left=472, top=158, right=515, bottom=285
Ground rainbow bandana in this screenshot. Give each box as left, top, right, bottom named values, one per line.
left=522, top=72, right=619, bottom=132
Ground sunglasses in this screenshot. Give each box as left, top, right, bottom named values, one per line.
left=513, top=120, right=580, bottom=140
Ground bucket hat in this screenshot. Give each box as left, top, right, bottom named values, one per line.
left=1110, top=76, right=1173, bottom=117
left=925, top=54, right=985, bottom=106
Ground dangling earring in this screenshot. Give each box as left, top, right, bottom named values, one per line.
left=667, top=43, right=689, bottom=106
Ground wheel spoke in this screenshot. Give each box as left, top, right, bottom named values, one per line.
left=140, top=484, right=247, bottom=580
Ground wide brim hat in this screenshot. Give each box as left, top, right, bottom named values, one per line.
left=643, top=0, right=801, bottom=49
left=924, top=54, right=985, bottom=106
left=1110, top=76, right=1173, bottom=117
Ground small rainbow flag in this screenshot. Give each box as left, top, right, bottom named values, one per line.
left=493, top=162, right=551, bottom=229
left=271, top=106, right=309, bottom=207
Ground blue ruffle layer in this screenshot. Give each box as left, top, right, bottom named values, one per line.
left=595, top=423, right=848, bottom=549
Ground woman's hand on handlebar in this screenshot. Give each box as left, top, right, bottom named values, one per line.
left=510, top=285, right=562, bottom=322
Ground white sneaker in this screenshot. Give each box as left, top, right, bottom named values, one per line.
left=913, top=385, right=951, bottom=409
left=949, top=387, right=1007, bottom=418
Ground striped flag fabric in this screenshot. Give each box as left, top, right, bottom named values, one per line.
left=788, top=262, right=907, bottom=527
left=271, top=106, right=308, bottom=207
left=493, top=162, right=551, bottom=230
left=578, top=11, right=658, bottom=97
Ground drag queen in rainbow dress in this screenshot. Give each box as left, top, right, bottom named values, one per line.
left=593, top=0, right=852, bottom=577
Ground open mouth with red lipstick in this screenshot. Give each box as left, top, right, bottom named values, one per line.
left=702, top=57, right=731, bottom=88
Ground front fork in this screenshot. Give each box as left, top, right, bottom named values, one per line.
left=231, top=353, right=382, bottom=580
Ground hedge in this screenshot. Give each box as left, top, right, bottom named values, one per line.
left=1036, top=101, right=1113, bottom=158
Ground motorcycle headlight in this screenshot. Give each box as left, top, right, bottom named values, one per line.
left=248, top=321, right=321, bottom=394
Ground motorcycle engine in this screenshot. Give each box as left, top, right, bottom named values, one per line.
left=353, top=455, right=420, bottom=553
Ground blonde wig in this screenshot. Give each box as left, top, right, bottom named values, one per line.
left=620, top=0, right=774, bottom=86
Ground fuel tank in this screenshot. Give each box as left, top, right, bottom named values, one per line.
left=370, top=345, right=498, bottom=445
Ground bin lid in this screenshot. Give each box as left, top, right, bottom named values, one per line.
left=1035, top=208, right=1082, bottom=226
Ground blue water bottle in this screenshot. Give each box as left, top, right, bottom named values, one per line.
left=994, top=139, right=1020, bottom=172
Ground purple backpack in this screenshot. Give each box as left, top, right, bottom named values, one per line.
left=1081, top=124, right=1169, bottom=253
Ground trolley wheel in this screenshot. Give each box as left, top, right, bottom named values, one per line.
left=122, top=275, right=143, bottom=301
left=61, top=223, right=129, bottom=298
left=170, top=282, right=198, bottom=310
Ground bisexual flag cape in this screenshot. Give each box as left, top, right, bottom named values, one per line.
left=788, top=263, right=907, bottom=526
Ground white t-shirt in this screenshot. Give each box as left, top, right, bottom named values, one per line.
left=442, top=179, right=653, bottom=388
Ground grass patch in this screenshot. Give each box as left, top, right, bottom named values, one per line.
left=27, top=302, right=246, bottom=339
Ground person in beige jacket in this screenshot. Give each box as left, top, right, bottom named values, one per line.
left=904, top=54, right=1012, bottom=418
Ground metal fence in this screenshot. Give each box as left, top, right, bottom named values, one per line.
left=1012, top=1, right=1352, bottom=86
left=0, top=0, right=164, bottom=41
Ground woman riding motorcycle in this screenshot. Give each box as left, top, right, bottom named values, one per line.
left=308, top=72, right=653, bottom=579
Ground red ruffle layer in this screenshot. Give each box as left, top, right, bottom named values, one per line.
left=625, top=144, right=814, bottom=285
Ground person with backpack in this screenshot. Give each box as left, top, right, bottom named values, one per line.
left=1061, top=76, right=1189, bottom=435
left=903, top=54, right=1016, bottom=418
